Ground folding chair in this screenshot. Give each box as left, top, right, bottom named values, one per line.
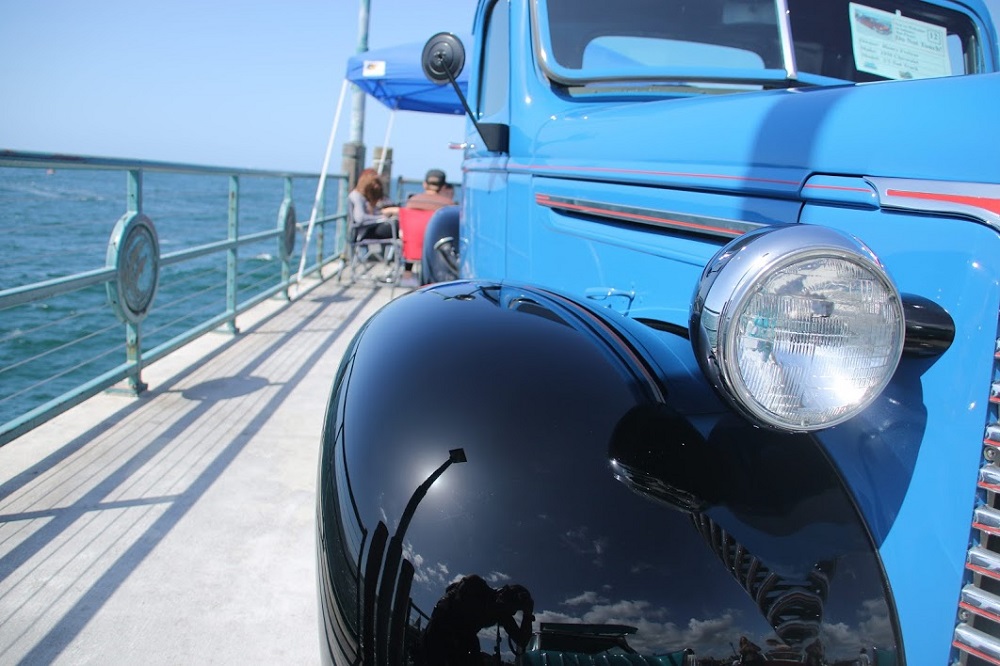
left=397, top=208, right=435, bottom=282
left=341, top=217, right=403, bottom=288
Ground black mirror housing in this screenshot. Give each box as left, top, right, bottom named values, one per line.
left=421, top=32, right=466, bottom=84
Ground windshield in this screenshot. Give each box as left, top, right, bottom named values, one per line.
left=535, top=0, right=986, bottom=90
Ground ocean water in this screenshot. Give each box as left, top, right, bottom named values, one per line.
left=0, top=165, right=331, bottom=426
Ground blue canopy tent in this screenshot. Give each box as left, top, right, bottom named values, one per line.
left=345, top=39, right=469, bottom=115
left=346, top=38, right=470, bottom=176
left=298, top=37, right=470, bottom=283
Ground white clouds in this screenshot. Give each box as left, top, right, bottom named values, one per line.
left=403, top=540, right=451, bottom=588
left=563, top=591, right=607, bottom=607
left=560, top=526, right=609, bottom=565
left=534, top=595, right=754, bottom=659
left=398, top=546, right=892, bottom=662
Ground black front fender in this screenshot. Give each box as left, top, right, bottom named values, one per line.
left=316, top=280, right=900, bottom=665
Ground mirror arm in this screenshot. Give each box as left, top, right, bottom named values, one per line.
left=434, top=53, right=507, bottom=154
left=438, top=54, right=477, bottom=131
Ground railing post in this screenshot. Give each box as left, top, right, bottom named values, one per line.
left=226, top=175, right=240, bottom=334
left=127, top=169, right=142, bottom=214
left=124, top=324, right=147, bottom=392
left=123, top=169, right=147, bottom=393
left=337, top=175, right=349, bottom=257
left=315, top=184, right=326, bottom=278
left=280, top=177, right=295, bottom=300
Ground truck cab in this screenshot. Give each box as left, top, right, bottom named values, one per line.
left=317, top=1, right=1000, bottom=664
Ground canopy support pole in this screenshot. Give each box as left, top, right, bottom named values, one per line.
left=297, top=78, right=349, bottom=285
left=376, top=109, right=396, bottom=176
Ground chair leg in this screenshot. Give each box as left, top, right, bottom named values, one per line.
left=343, top=239, right=405, bottom=289
left=348, top=243, right=366, bottom=284
left=378, top=241, right=402, bottom=286
left=347, top=245, right=357, bottom=283
left=387, top=242, right=403, bottom=297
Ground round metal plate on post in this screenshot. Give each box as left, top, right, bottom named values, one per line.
left=106, top=212, right=160, bottom=324
left=278, top=200, right=297, bottom=261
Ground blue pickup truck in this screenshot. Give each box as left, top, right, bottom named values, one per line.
left=317, top=1, right=1000, bottom=664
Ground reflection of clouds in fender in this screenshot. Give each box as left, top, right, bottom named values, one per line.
left=804, top=599, right=891, bottom=659
left=560, top=526, right=608, bottom=566
left=400, top=543, right=893, bottom=659
left=563, top=590, right=608, bottom=606
left=402, top=542, right=449, bottom=587
left=857, top=597, right=894, bottom=647
left=498, top=591, right=888, bottom=659
left=403, top=541, right=513, bottom=589
left=536, top=604, right=752, bottom=656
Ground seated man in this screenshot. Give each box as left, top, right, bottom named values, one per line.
left=440, top=181, right=455, bottom=202
left=405, top=169, right=455, bottom=211
left=400, top=169, right=456, bottom=280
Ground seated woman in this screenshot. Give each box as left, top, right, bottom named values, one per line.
left=348, top=168, right=399, bottom=241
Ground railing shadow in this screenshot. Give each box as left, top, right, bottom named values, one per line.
left=0, top=281, right=384, bottom=663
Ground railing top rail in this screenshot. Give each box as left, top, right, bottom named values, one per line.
left=0, top=149, right=344, bottom=181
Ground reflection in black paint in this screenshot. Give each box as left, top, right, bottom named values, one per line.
left=362, top=449, right=469, bottom=666
left=317, top=282, right=902, bottom=665
left=609, top=403, right=889, bottom=658
left=422, top=574, right=535, bottom=665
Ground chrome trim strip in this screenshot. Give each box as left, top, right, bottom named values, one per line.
left=954, top=623, right=1000, bottom=664
left=968, top=545, right=1000, bottom=579
left=981, top=464, right=1000, bottom=490
left=535, top=193, right=766, bottom=239
left=531, top=0, right=802, bottom=88
left=867, top=177, right=1000, bottom=230
left=974, top=505, right=1000, bottom=532
left=987, top=423, right=1000, bottom=444
left=775, top=0, right=798, bottom=80
left=530, top=0, right=547, bottom=79
left=962, top=584, right=1000, bottom=622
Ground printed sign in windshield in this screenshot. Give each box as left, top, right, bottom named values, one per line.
left=849, top=3, right=952, bottom=80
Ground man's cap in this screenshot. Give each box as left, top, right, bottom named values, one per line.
left=425, top=169, right=446, bottom=186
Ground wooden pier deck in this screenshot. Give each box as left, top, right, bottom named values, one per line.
left=0, top=276, right=400, bottom=665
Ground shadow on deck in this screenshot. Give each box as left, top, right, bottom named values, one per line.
left=0, top=277, right=402, bottom=665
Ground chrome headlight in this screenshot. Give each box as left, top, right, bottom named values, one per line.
left=690, top=225, right=904, bottom=432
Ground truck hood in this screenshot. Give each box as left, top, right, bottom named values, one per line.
left=521, top=72, right=1000, bottom=196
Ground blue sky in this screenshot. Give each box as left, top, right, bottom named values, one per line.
left=0, top=0, right=477, bottom=183
left=2, top=0, right=998, bottom=182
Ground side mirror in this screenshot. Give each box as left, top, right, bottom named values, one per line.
left=421, top=32, right=508, bottom=154
left=421, top=32, right=466, bottom=84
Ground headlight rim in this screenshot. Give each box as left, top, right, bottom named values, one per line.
left=691, top=224, right=905, bottom=432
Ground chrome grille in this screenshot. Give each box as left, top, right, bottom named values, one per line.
left=953, top=340, right=1000, bottom=665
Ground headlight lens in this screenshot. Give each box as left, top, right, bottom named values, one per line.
left=691, top=225, right=904, bottom=431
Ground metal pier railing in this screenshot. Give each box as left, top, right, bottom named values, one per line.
left=0, top=150, right=350, bottom=446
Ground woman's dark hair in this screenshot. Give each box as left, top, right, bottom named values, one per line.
left=356, top=168, right=385, bottom=208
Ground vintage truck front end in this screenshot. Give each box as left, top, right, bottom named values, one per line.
left=318, top=1, right=1000, bottom=664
